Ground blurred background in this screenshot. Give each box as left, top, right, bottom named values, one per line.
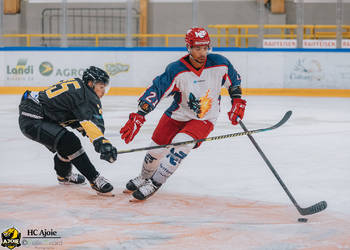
left=1, top=0, right=350, bottom=48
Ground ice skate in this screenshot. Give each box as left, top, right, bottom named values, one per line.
left=123, top=175, right=148, bottom=194
left=130, top=179, right=161, bottom=202
left=57, top=172, right=86, bottom=185
left=90, top=175, right=114, bottom=196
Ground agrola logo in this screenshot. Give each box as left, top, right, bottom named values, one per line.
left=1, top=227, right=21, bottom=249
left=39, top=62, right=54, bottom=76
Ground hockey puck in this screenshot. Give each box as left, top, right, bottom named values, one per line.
left=298, top=218, right=308, bottom=223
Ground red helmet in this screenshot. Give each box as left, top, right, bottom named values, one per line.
left=185, top=27, right=211, bottom=48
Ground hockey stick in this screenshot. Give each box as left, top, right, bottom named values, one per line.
left=118, top=110, right=292, bottom=155
left=238, top=118, right=327, bottom=216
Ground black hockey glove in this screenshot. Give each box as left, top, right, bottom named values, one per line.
left=93, top=137, right=117, bottom=163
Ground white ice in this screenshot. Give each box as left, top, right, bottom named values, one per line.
left=1, top=95, right=350, bottom=214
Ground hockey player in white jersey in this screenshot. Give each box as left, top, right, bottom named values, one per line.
left=120, top=27, right=246, bottom=201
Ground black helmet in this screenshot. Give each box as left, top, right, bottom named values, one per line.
left=82, top=66, right=109, bottom=86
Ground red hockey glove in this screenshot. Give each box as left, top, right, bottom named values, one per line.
left=120, top=112, right=146, bottom=144
left=227, top=98, right=247, bottom=125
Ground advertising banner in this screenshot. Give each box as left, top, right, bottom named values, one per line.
left=1, top=51, right=185, bottom=87
left=303, top=40, right=337, bottom=49
left=283, top=53, right=350, bottom=89
left=342, top=40, right=350, bottom=48
left=263, top=39, right=297, bottom=48
left=1, top=50, right=350, bottom=90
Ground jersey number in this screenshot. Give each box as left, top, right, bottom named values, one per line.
left=145, top=91, right=158, bottom=106
left=45, top=79, right=81, bottom=99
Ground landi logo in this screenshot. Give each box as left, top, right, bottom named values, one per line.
left=6, top=59, right=33, bottom=75
left=1, top=227, right=21, bottom=249
left=39, top=62, right=54, bottom=76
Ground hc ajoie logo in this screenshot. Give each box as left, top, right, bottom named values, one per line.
left=1, top=227, right=21, bottom=249
left=195, top=30, right=207, bottom=38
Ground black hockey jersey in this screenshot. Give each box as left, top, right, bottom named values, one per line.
left=39, top=78, right=105, bottom=142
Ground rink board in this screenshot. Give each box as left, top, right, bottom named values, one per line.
left=1, top=47, right=350, bottom=97
left=1, top=86, right=350, bottom=97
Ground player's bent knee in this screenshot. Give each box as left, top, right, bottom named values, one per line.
left=171, top=133, right=195, bottom=153
left=147, top=141, right=168, bottom=159
left=56, top=131, right=85, bottom=160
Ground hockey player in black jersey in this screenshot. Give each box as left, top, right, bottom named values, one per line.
left=18, top=66, right=117, bottom=195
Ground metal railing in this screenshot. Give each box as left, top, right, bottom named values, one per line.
left=208, top=24, right=350, bottom=47
left=41, top=7, right=139, bottom=46
left=3, top=24, right=350, bottom=47
left=3, top=33, right=184, bottom=47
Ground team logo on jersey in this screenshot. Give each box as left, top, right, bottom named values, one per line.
left=195, top=30, right=207, bottom=38
left=193, top=79, right=205, bottom=84
left=39, top=62, right=54, bottom=76
left=187, top=90, right=212, bottom=118
left=97, top=104, right=103, bottom=115
left=104, top=63, right=129, bottom=76
left=1, top=227, right=21, bottom=249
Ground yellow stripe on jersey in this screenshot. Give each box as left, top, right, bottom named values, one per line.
left=80, top=120, right=104, bottom=143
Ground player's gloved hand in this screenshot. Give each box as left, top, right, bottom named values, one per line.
left=228, top=98, right=247, bottom=125
left=93, top=137, right=118, bottom=163
left=120, top=112, right=146, bottom=144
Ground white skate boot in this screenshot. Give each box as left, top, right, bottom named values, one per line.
left=57, top=172, right=86, bottom=185
left=90, top=175, right=114, bottom=196
left=123, top=175, right=148, bottom=194
left=130, top=179, right=161, bottom=201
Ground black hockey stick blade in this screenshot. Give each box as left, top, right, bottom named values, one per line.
left=239, top=115, right=327, bottom=217
left=258, top=110, right=292, bottom=132
left=298, top=200, right=327, bottom=216
left=118, top=110, right=292, bottom=154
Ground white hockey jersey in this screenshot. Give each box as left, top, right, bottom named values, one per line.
left=139, top=53, right=241, bottom=124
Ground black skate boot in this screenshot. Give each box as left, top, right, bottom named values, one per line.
left=57, top=172, right=86, bottom=185
left=131, top=179, right=161, bottom=201
left=124, top=175, right=148, bottom=194
left=90, top=175, right=114, bottom=196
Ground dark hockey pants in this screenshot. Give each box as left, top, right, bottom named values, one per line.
left=18, top=95, right=99, bottom=181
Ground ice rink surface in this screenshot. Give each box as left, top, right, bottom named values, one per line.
left=1, top=94, right=350, bottom=249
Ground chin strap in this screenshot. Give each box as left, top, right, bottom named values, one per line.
left=189, top=54, right=203, bottom=65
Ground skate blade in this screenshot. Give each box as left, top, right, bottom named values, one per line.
left=123, top=189, right=133, bottom=194
left=96, top=191, right=115, bottom=197
left=58, top=182, right=87, bottom=185
left=129, top=197, right=144, bottom=202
